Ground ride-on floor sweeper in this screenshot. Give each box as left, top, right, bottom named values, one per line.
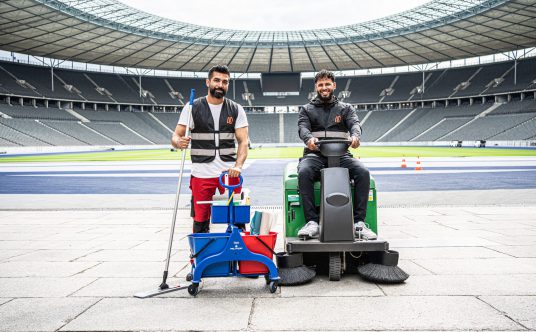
left=281, top=139, right=408, bottom=283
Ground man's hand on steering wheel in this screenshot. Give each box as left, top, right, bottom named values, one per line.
left=307, top=137, right=319, bottom=150
left=349, top=136, right=360, bottom=149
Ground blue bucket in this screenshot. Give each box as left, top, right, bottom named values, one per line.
left=211, top=203, right=250, bottom=224
left=188, top=233, right=231, bottom=276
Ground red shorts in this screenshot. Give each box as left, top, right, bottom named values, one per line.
left=190, top=176, right=242, bottom=222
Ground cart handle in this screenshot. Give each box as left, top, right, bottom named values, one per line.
left=218, top=171, right=243, bottom=191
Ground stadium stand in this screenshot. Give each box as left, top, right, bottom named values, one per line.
left=247, top=114, right=279, bottom=143
left=1, top=58, right=535, bottom=108
left=152, top=112, right=180, bottom=132
left=382, top=73, right=423, bottom=103
left=442, top=112, right=536, bottom=141
left=413, top=118, right=472, bottom=142
left=42, top=120, right=116, bottom=145
left=0, top=64, right=41, bottom=97
left=0, top=120, right=48, bottom=146
left=0, top=105, right=77, bottom=121
left=83, top=122, right=148, bottom=145
left=380, top=107, right=444, bottom=142
left=73, top=109, right=169, bottom=144
left=456, top=62, right=513, bottom=97
left=490, top=116, right=536, bottom=140
left=1, top=62, right=83, bottom=100
left=360, top=109, right=413, bottom=142
left=283, top=113, right=301, bottom=143
left=0, top=118, right=82, bottom=146
left=0, top=57, right=535, bottom=147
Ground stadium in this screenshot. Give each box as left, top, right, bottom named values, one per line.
left=0, top=0, right=536, bottom=331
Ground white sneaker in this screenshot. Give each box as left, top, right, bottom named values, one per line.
left=355, top=221, right=377, bottom=240
left=297, top=221, right=319, bottom=239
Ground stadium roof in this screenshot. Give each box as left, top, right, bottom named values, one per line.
left=1, top=0, right=536, bottom=73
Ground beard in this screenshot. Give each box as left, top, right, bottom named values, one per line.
left=317, top=90, right=333, bottom=102
left=209, top=87, right=226, bottom=99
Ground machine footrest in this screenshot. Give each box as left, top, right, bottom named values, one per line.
left=286, top=237, right=389, bottom=253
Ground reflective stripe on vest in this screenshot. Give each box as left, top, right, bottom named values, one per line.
left=219, top=147, right=236, bottom=155
left=312, top=131, right=350, bottom=139
left=190, top=149, right=216, bottom=156
left=191, top=132, right=236, bottom=140
left=191, top=133, right=214, bottom=140
left=219, top=132, right=235, bottom=140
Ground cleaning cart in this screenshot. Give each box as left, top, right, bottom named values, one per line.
left=186, top=172, right=280, bottom=296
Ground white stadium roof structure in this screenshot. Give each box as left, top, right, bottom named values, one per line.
left=1, top=0, right=536, bottom=73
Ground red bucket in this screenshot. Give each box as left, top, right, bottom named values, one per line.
left=239, top=231, right=277, bottom=274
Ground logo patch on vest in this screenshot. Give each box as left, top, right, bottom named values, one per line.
left=226, top=116, right=234, bottom=125
left=334, top=115, right=342, bottom=123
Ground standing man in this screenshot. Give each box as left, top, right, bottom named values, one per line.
left=297, top=69, right=376, bottom=240
left=172, top=65, right=249, bottom=233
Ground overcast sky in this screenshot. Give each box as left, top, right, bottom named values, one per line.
left=118, top=0, right=430, bottom=31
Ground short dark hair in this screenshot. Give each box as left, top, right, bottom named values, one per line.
left=208, top=65, right=230, bottom=79
left=314, top=69, right=335, bottom=83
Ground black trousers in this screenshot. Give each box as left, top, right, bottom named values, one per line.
left=297, top=154, right=370, bottom=223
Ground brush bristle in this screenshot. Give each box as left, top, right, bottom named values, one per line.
left=278, top=266, right=316, bottom=286
left=357, top=263, right=409, bottom=284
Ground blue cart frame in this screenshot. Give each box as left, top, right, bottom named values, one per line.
left=187, top=173, right=280, bottom=296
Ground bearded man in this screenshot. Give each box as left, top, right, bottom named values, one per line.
left=172, top=65, right=249, bottom=233
left=296, top=69, right=375, bottom=240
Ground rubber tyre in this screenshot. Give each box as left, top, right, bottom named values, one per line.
left=185, top=273, right=193, bottom=282
left=329, top=252, right=342, bottom=281
left=269, top=280, right=278, bottom=293
left=264, top=275, right=270, bottom=285
left=187, top=283, right=199, bottom=296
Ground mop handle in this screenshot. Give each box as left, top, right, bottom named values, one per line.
left=162, top=89, right=195, bottom=277
left=183, top=89, right=196, bottom=138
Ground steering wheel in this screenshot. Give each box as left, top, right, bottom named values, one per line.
left=314, top=139, right=351, bottom=146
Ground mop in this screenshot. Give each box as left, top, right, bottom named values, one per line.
left=134, top=89, right=195, bottom=298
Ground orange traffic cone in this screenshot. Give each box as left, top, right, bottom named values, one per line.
left=415, top=157, right=423, bottom=171
left=401, top=158, right=407, bottom=168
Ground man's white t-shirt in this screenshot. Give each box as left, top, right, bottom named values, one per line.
left=178, top=97, right=248, bottom=178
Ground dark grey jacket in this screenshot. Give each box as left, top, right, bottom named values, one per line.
left=298, top=96, right=362, bottom=155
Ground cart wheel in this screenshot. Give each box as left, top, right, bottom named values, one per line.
left=186, top=273, right=193, bottom=282
left=269, top=280, right=278, bottom=293
left=187, top=283, right=199, bottom=296
left=329, top=252, right=342, bottom=281
left=264, top=275, right=270, bottom=285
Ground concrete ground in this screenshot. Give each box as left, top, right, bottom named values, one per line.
left=1, top=192, right=536, bottom=331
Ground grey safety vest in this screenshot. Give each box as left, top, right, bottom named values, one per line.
left=190, top=97, right=238, bottom=163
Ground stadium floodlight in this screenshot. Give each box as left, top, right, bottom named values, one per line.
left=454, top=81, right=471, bottom=91
left=486, top=78, right=504, bottom=88
left=16, top=79, right=36, bottom=90
left=338, top=90, right=352, bottom=101
left=411, top=86, right=423, bottom=95
left=96, top=87, right=112, bottom=96
left=142, top=90, right=154, bottom=98
left=379, top=88, right=394, bottom=97
left=64, top=84, right=81, bottom=94
left=169, top=91, right=183, bottom=99
left=241, top=92, right=255, bottom=101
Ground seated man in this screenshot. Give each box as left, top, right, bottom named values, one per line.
left=296, top=69, right=376, bottom=240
